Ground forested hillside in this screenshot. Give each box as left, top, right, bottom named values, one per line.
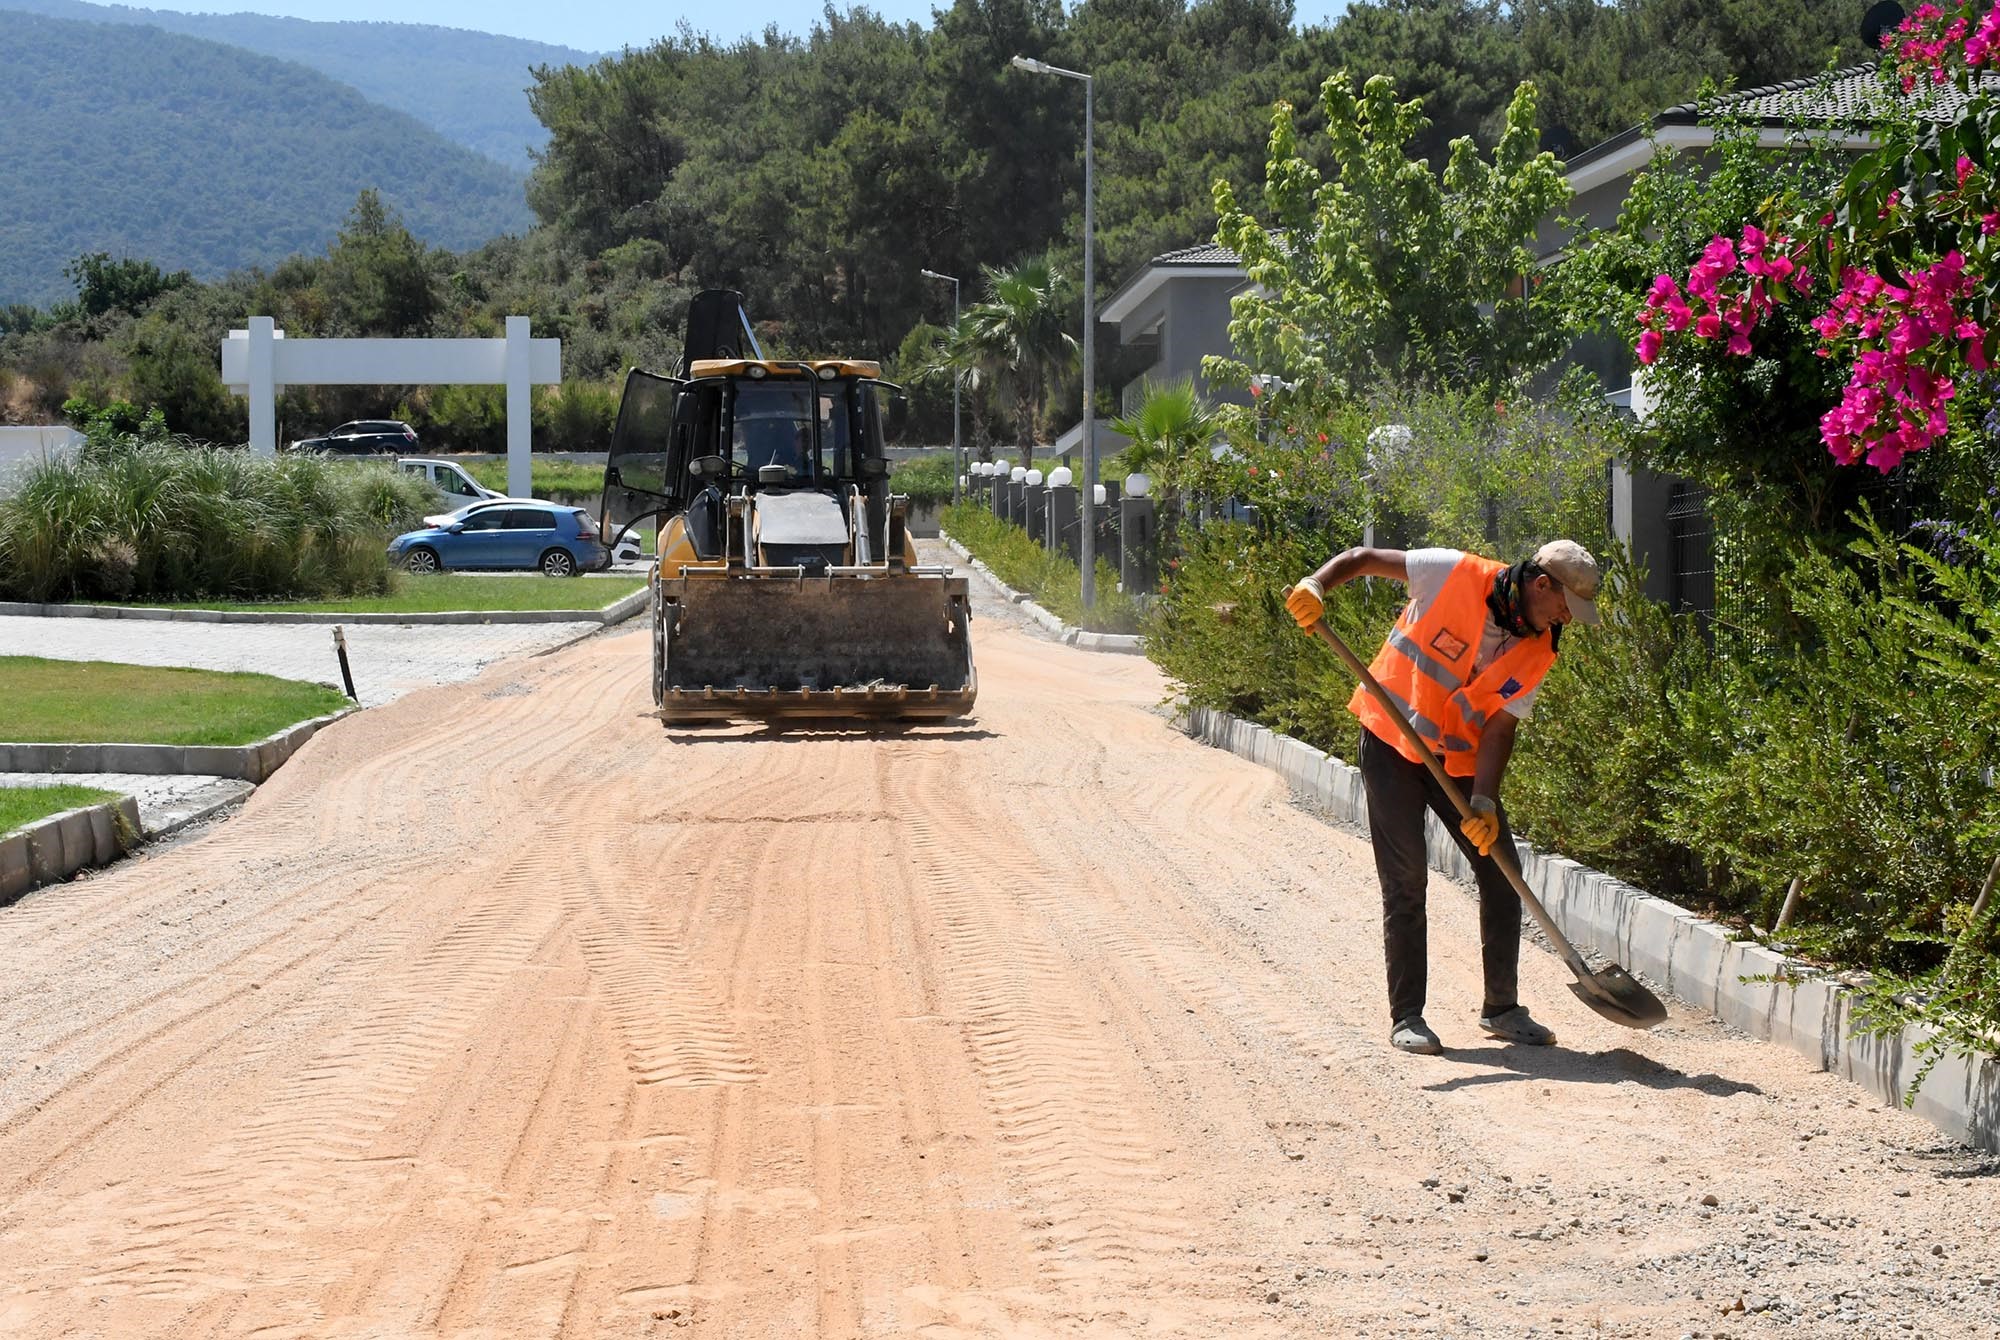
left=0, top=10, right=533, bottom=306
left=3, top=0, right=598, bottom=170
left=523, top=0, right=1872, bottom=360
left=0, top=0, right=1875, bottom=446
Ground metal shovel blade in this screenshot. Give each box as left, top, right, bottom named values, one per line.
left=1567, top=964, right=1669, bottom=1030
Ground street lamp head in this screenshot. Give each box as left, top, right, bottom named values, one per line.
left=1010, top=54, right=1051, bottom=74
left=920, top=268, right=953, bottom=282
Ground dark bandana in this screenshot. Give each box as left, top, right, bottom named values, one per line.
left=1489, top=560, right=1560, bottom=652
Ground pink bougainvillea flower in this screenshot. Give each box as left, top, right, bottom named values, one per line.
left=1636, top=329, right=1663, bottom=365
left=1958, top=155, right=1976, bottom=189
left=1694, top=312, right=1723, bottom=340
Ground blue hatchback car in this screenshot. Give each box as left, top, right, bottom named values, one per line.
left=388, top=502, right=610, bottom=577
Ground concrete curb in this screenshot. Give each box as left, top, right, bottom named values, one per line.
left=0, top=795, right=142, bottom=907
left=937, top=530, right=1146, bottom=656
left=0, top=587, right=649, bottom=626
left=1178, top=703, right=2000, bottom=1154
left=0, top=706, right=359, bottom=782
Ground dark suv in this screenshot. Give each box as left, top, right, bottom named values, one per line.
left=291, top=419, right=419, bottom=456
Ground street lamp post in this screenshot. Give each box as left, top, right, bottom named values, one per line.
left=1009, top=53, right=1096, bottom=610
left=919, top=268, right=963, bottom=505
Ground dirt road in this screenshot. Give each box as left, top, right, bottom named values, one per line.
left=1, top=596, right=1995, bottom=1339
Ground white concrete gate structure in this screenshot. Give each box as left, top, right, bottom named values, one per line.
left=221, top=316, right=561, bottom=498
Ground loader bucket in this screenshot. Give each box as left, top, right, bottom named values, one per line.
left=659, top=571, right=976, bottom=721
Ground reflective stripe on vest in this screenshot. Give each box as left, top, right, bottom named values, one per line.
left=1346, top=552, right=1558, bottom=777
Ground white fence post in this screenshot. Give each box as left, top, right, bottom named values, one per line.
left=506, top=316, right=532, bottom=498
left=248, top=317, right=277, bottom=456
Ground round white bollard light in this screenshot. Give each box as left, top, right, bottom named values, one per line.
left=995, top=458, right=1010, bottom=475
left=1025, top=469, right=1044, bottom=486
left=958, top=475, right=968, bottom=490
left=1047, top=465, right=1073, bottom=487
left=1124, top=471, right=1152, bottom=498
left=1010, top=466, right=1027, bottom=482
left=1092, top=483, right=1108, bottom=506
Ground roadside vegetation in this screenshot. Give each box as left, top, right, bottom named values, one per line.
left=0, top=657, right=349, bottom=746
left=0, top=784, right=119, bottom=837
left=0, top=414, right=435, bottom=604
left=942, top=501, right=1140, bottom=634
left=889, top=453, right=956, bottom=507
left=1137, top=35, right=2000, bottom=1084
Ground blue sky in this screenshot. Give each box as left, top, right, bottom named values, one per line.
left=129, top=1, right=1353, bottom=57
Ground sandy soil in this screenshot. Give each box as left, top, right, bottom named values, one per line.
left=1, top=590, right=1996, bottom=1340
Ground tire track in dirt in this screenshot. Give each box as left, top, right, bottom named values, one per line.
left=873, top=738, right=1225, bottom=1316
left=6, top=617, right=1999, bottom=1340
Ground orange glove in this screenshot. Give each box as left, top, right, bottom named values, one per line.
left=1461, top=794, right=1500, bottom=856
left=1285, top=576, right=1325, bottom=631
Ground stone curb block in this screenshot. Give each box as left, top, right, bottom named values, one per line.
left=0, top=795, right=141, bottom=907
left=1176, top=702, right=2000, bottom=1154
left=0, top=589, right=648, bottom=626
left=0, top=706, right=359, bottom=782
left=937, top=530, right=1148, bottom=657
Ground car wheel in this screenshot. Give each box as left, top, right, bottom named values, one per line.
left=404, top=546, right=442, bottom=575
left=540, top=547, right=577, bottom=578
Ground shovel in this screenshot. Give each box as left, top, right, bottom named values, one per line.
left=1306, top=617, right=1668, bottom=1030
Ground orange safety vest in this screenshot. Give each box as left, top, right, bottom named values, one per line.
left=1347, top=553, right=1559, bottom=778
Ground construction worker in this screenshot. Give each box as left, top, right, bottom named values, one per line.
left=1284, top=540, right=1602, bottom=1054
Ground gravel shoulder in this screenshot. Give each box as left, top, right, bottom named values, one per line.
left=0, top=604, right=1993, bottom=1339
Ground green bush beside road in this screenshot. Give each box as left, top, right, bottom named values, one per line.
left=0, top=428, right=436, bottom=604
left=942, top=501, right=1141, bottom=634
left=1, top=657, right=350, bottom=746
left=890, top=454, right=956, bottom=506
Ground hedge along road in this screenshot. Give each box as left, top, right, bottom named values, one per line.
left=0, top=605, right=1995, bottom=1339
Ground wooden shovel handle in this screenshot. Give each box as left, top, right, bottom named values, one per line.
left=1305, top=617, right=1593, bottom=978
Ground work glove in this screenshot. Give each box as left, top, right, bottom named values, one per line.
left=1285, top=575, right=1325, bottom=632
left=1461, top=794, right=1500, bottom=857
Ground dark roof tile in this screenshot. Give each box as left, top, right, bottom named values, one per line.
left=1656, top=65, right=2000, bottom=128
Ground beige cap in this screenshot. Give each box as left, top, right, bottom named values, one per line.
left=1531, top=539, right=1602, bottom=626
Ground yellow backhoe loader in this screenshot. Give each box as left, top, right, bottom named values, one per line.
left=599, top=291, right=975, bottom=723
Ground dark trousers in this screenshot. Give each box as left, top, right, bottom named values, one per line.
left=1357, top=728, right=1522, bottom=1024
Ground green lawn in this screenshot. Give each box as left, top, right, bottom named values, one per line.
left=460, top=458, right=607, bottom=498
left=1, top=658, right=352, bottom=746
left=0, top=784, right=119, bottom=836
left=86, top=575, right=646, bottom=615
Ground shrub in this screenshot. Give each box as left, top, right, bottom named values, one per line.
left=941, top=501, right=1141, bottom=633
left=891, top=453, right=956, bottom=506
left=535, top=381, right=618, bottom=453
left=1505, top=551, right=1715, bottom=900
left=0, top=438, right=436, bottom=603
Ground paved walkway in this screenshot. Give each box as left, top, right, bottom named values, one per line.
left=0, top=614, right=602, bottom=707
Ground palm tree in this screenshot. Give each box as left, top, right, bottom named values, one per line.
left=936, top=255, right=1076, bottom=469
left=1108, top=376, right=1217, bottom=496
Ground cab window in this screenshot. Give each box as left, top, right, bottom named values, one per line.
left=730, top=382, right=814, bottom=479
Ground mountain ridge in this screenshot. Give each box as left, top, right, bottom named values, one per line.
left=0, top=0, right=601, bottom=171
left=0, top=8, right=533, bottom=306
